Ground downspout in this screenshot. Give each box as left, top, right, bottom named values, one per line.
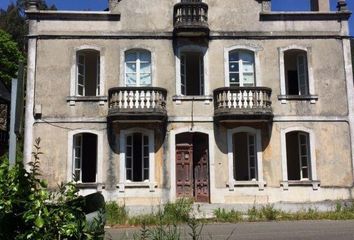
left=23, top=9, right=38, bottom=169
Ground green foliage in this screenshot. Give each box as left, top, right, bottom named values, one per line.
left=214, top=208, right=242, bottom=223
left=106, top=198, right=193, bottom=226
left=162, top=198, right=193, bottom=223
left=0, top=29, right=24, bottom=86
left=0, top=138, right=105, bottom=239
left=106, top=201, right=128, bottom=225
left=260, top=204, right=279, bottom=221
left=187, top=217, right=203, bottom=240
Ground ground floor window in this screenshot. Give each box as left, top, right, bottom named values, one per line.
left=126, top=132, right=149, bottom=182
left=73, top=133, right=97, bottom=183
left=286, top=131, right=311, bottom=180
left=233, top=132, right=257, bottom=181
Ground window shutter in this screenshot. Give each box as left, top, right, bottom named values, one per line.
left=297, top=54, right=309, bottom=95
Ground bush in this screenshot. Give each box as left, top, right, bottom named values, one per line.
left=0, top=138, right=105, bottom=239
left=106, top=201, right=128, bottom=225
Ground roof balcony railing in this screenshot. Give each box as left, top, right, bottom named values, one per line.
left=173, top=0, right=209, bottom=37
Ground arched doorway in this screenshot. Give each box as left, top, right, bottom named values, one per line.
left=175, top=132, right=210, bottom=202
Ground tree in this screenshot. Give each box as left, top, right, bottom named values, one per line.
left=0, top=30, right=24, bottom=87
left=0, top=1, right=57, bottom=52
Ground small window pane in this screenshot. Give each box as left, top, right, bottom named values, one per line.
left=78, top=86, right=84, bottom=96
left=126, top=74, right=137, bottom=86
left=250, top=169, right=256, bottom=179
left=78, top=65, right=84, bottom=74
left=144, top=147, right=149, bottom=157
left=240, top=52, right=253, bottom=62
left=126, top=52, right=137, bottom=62
left=229, top=63, right=239, bottom=72
left=243, top=73, right=254, bottom=85
left=144, top=170, right=149, bottom=180
left=249, top=146, right=255, bottom=155
left=301, top=157, right=308, bottom=167
left=75, top=170, right=81, bottom=178
left=243, top=62, right=254, bottom=73
left=140, top=63, right=151, bottom=73
left=78, top=75, right=84, bottom=85
left=140, top=74, right=152, bottom=86
left=300, top=145, right=307, bottom=156
left=302, top=169, right=309, bottom=179
left=249, top=157, right=255, bottom=167
left=144, top=157, right=149, bottom=168
left=126, top=63, right=136, bottom=73
left=229, top=52, right=239, bottom=61
left=75, top=158, right=80, bottom=168
left=229, top=73, right=239, bottom=83
left=140, top=52, right=151, bottom=62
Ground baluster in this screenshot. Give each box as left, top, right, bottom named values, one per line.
left=223, top=91, right=227, bottom=108
left=143, top=90, right=148, bottom=108
left=257, top=89, right=261, bottom=108
left=240, top=89, right=245, bottom=109
left=147, top=90, right=152, bottom=109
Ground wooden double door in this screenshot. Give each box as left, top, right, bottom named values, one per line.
left=176, top=132, right=210, bottom=203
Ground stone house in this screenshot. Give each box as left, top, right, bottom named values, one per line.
left=24, top=0, right=354, bottom=207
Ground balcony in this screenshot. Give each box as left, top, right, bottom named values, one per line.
left=108, top=87, right=167, bottom=122
left=213, top=87, right=273, bottom=122
left=173, top=0, right=209, bottom=37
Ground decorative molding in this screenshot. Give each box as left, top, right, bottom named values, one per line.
left=26, top=11, right=120, bottom=21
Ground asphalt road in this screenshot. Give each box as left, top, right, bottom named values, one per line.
left=105, top=220, right=354, bottom=240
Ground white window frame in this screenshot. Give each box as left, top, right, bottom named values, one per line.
left=224, top=45, right=262, bottom=87
left=175, top=45, right=209, bottom=97
left=69, top=45, right=106, bottom=106
left=227, top=127, right=265, bottom=190
left=278, top=45, right=316, bottom=104
left=124, top=50, right=152, bottom=87
left=280, top=127, right=320, bottom=190
left=119, top=128, right=155, bottom=192
left=120, top=47, right=156, bottom=87
left=67, top=130, right=103, bottom=186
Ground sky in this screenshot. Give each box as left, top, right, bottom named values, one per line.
left=0, top=0, right=353, bottom=35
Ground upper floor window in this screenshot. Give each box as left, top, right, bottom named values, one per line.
left=76, top=50, right=100, bottom=96
left=228, top=50, right=255, bottom=87
left=180, top=51, right=204, bottom=96
left=284, top=49, right=309, bottom=95
left=125, top=50, right=152, bottom=87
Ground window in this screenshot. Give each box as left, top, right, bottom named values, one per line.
left=125, top=50, right=152, bottom=87
left=280, top=127, right=319, bottom=189
left=233, top=132, right=257, bottom=181
left=286, top=131, right=311, bottom=180
left=119, top=128, right=155, bottom=191
left=228, top=50, right=255, bottom=87
left=126, top=133, right=149, bottom=182
left=76, top=50, right=100, bottom=96
left=73, top=133, right=97, bottom=183
left=227, top=127, right=265, bottom=190
left=180, top=51, right=204, bottom=95
left=284, top=50, right=309, bottom=95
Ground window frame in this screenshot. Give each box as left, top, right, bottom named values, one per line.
left=124, top=50, right=152, bottom=87
left=280, top=127, right=320, bottom=190
left=119, top=128, right=155, bottom=192
left=224, top=45, right=262, bottom=87
left=227, top=127, right=265, bottom=190
left=278, top=45, right=317, bottom=104
left=69, top=45, right=106, bottom=106
left=67, top=130, right=103, bottom=188
left=174, top=45, right=210, bottom=102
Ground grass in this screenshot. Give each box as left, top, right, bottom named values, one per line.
left=106, top=200, right=354, bottom=227
left=106, top=198, right=193, bottom=226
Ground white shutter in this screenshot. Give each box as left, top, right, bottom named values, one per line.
left=297, top=54, right=308, bottom=95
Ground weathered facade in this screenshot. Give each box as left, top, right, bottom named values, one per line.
left=24, top=0, right=354, bottom=207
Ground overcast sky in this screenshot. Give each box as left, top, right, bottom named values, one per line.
left=0, top=0, right=353, bottom=35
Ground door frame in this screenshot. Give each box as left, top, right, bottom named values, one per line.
left=169, top=127, right=215, bottom=203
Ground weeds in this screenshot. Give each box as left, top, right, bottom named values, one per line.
left=214, top=208, right=242, bottom=222
left=106, top=201, right=128, bottom=225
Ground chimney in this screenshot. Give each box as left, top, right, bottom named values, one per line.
left=310, top=0, right=330, bottom=12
